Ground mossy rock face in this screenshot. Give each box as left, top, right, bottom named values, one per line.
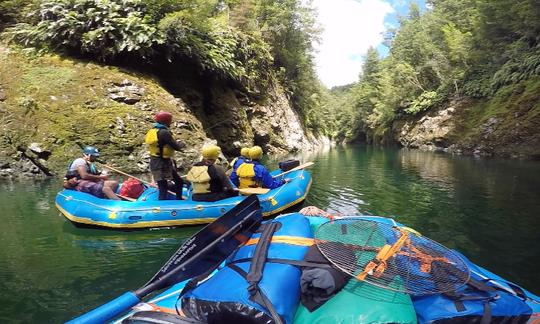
left=392, top=77, right=540, bottom=159
left=0, top=48, right=209, bottom=177
left=0, top=46, right=321, bottom=178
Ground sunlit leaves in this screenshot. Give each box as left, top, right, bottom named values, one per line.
left=9, top=0, right=161, bottom=60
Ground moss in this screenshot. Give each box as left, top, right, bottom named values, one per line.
left=446, top=77, right=540, bottom=157
left=0, top=48, right=207, bottom=174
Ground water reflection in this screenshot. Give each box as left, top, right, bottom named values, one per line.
left=271, top=146, right=540, bottom=295
left=1, top=146, right=539, bottom=323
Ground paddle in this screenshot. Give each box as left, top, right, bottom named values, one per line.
left=272, top=161, right=314, bottom=178
left=116, top=194, right=136, bottom=202
left=67, top=195, right=263, bottom=324
left=238, top=187, right=270, bottom=195
left=100, top=164, right=182, bottom=198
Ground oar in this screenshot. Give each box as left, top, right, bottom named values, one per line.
left=238, top=187, right=270, bottom=195
left=67, top=195, right=263, bottom=324
left=100, top=164, right=181, bottom=198
left=116, top=194, right=136, bottom=202
left=272, top=161, right=314, bottom=178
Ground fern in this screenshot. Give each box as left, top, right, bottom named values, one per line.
left=8, top=0, right=161, bottom=60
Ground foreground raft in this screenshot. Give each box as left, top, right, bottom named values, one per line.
left=56, top=169, right=311, bottom=229
left=110, top=212, right=540, bottom=324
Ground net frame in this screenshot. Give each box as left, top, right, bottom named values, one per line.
left=314, top=217, right=471, bottom=296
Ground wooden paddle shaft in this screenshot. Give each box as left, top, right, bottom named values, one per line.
left=101, top=164, right=179, bottom=197
left=238, top=187, right=270, bottom=195
left=272, top=161, right=314, bottom=178
left=102, top=164, right=152, bottom=186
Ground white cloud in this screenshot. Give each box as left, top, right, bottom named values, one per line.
left=312, top=0, right=394, bottom=87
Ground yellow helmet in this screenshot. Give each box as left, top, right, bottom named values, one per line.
left=202, top=145, right=221, bottom=160
left=249, top=146, right=263, bottom=160
left=240, top=147, right=250, bottom=157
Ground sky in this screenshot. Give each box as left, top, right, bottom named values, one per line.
left=312, top=0, right=425, bottom=88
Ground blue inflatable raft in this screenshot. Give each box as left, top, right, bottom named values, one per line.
left=103, top=212, right=540, bottom=324
left=55, top=169, right=312, bottom=229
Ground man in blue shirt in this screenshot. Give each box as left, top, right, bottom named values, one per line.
left=231, top=146, right=287, bottom=189
left=227, top=147, right=250, bottom=176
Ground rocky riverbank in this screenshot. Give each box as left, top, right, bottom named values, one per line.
left=393, top=78, right=540, bottom=159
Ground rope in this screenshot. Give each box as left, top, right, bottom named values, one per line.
left=58, top=191, right=237, bottom=213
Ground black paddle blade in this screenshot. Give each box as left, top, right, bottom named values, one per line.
left=146, top=195, right=262, bottom=289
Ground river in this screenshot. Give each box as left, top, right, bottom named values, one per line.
left=1, top=146, right=539, bottom=323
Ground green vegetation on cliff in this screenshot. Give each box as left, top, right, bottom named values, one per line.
left=0, top=50, right=205, bottom=174
left=332, top=0, right=540, bottom=155
left=4, top=0, right=332, bottom=133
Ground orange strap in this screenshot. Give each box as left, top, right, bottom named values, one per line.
left=147, top=303, right=178, bottom=314
left=408, top=245, right=449, bottom=273
left=356, top=229, right=409, bottom=280
left=244, top=235, right=315, bottom=247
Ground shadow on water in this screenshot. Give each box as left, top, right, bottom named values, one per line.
left=1, top=146, right=539, bottom=322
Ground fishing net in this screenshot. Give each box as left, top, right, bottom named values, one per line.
left=315, top=218, right=470, bottom=296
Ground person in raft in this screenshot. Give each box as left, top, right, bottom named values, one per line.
left=230, top=145, right=289, bottom=189
left=186, top=145, right=239, bottom=202
left=64, top=146, right=120, bottom=200
left=227, top=147, right=250, bottom=176
left=145, top=111, right=185, bottom=200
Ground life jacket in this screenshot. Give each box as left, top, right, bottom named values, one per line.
left=226, top=156, right=249, bottom=176
left=145, top=128, right=175, bottom=159
left=236, top=162, right=260, bottom=189
left=67, top=160, right=99, bottom=179
left=186, top=163, right=221, bottom=194
left=180, top=214, right=313, bottom=324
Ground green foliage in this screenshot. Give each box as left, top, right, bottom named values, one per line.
left=159, top=11, right=273, bottom=92
left=6, top=0, right=327, bottom=135
left=252, top=0, right=324, bottom=130
left=491, top=44, right=540, bottom=90
left=405, top=91, right=438, bottom=115
left=0, top=0, right=40, bottom=30
left=143, top=0, right=192, bottom=23
left=9, top=0, right=162, bottom=60
left=332, top=0, right=540, bottom=142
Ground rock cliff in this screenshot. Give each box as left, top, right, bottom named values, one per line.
left=392, top=78, right=540, bottom=159
left=0, top=47, right=327, bottom=178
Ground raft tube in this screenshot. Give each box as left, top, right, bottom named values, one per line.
left=55, top=169, right=311, bottom=229
left=112, top=213, right=540, bottom=324
left=181, top=213, right=312, bottom=324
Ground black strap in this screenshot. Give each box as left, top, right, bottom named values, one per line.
left=484, top=279, right=528, bottom=300
left=157, top=129, right=164, bottom=158
left=228, top=263, right=248, bottom=278
left=227, top=263, right=283, bottom=324
left=468, top=277, right=497, bottom=293
left=175, top=257, right=228, bottom=315
left=480, top=301, right=492, bottom=324
left=246, top=222, right=279, bottom=289
left=255, top=222, right=282, bottom=233
left=230, top=257, right=334, bottom=269
left=431, top=260, right=497, bottom=316
left=244, top=222, right=283, bottom=324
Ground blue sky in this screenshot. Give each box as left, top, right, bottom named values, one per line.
left=312, top=0, right=426, bottom=87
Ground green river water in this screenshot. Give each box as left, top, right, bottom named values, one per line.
left=1, top=146, right=539, bottom=323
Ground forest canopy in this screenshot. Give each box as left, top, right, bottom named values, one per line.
left=2, top=0, right=540, bottom=141
left=3, top=0, right=332, bottom=133
left=333, top=0, right=540, bottom=142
